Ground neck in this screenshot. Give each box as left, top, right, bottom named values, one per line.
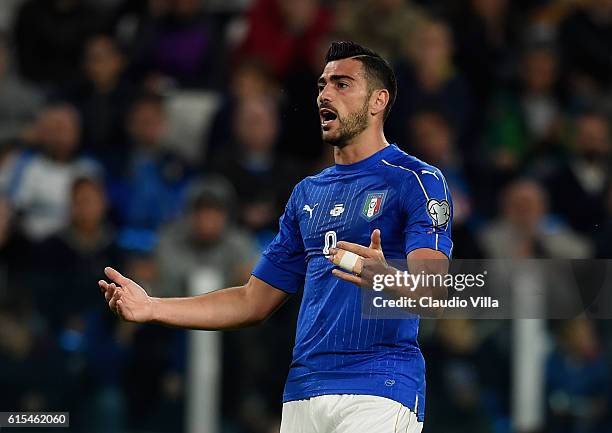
left=333, top=127, right=389, bottom=165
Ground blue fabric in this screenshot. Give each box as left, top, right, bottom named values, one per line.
left=113, top=153, right=191, bottom=230
left=252, top=144, right=453, bottom=422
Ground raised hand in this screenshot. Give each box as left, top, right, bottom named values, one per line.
left=327, top=229, right=389, bottom=287
left=99, top=267, right=154, bottom=323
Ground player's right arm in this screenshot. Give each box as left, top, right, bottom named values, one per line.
left=99, top=268, right=289, bottom=329
left=100, top=182, right=306, bottom=330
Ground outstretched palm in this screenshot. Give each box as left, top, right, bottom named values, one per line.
left=99, top=267, right=154, bottom=323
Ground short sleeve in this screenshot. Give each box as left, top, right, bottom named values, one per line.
left=251, top=185, right=306, bottom=293
left=401, top=168, right=453, bottom=259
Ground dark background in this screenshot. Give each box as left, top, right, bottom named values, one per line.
left=0, top=0, right=611, bottom=432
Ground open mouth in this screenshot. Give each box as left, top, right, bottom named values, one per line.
left=319, top=108, right=338, bottom=129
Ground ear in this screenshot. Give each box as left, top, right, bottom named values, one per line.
left=370, top=89, right=389, bottom=118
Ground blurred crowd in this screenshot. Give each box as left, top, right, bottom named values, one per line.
left=0, top=0, right=611, bottom=432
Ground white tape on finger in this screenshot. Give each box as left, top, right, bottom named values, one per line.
left=338, top=250, right=360, bottom=274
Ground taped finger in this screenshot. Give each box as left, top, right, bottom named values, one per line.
left=332, top=250, right=364, bottom=276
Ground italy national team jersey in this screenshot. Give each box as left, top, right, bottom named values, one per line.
left=252, top=144, right=453, bottom=422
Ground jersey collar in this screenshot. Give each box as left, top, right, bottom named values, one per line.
left=333, top=144, right=397, bottom=173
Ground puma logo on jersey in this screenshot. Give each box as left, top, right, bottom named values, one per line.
left=421, top=169, right=439, bottom=180
left=303, top=203, right=318, bottom=219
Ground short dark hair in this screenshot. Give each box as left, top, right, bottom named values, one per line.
left=71, top=175, right=104, bottom=197
left=325, top=41, right=397, bottom=120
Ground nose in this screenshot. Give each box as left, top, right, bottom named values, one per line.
left=318, top=84, right=332, bottom=105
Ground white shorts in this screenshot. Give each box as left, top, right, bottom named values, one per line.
left=279, top=394, right=423, bottom=433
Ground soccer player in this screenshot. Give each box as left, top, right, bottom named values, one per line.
left=99, top=41, right=452, bottom=433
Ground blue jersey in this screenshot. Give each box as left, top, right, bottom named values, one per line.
left=252, top=144, right=453, bottom=422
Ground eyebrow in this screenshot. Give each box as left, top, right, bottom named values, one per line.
left=317, top=74, right=356, bottom=85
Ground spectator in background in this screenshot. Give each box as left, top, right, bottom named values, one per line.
left=558, top=0, right=612, bottom=102
left=541, top=111, right=611, bottom=238
left=31, top=176, right=126, bottom=431
left=0, top=33, right=42, bottom=143
left=0, top=196, right=32, bottom=308
left=388, top=18, right=473, bottom=148
left=112, top=93, right=192, bottom=232
left=226, top=58, right=278, bottom=101
left=479, top=179, right=592, bottom=258
left=0, top=104, right=101, bottom=240
left=119, top=247, right=185, bottom=433
left=410, top=110, right=483, bottom=258
left=62, top=34, right=135, bottom=165
left=235, top=0, right=332, bottom=80
left=423, top=319, right=506, bottom=433
left=13, top=0, right=103, bottom=87
left=486, top=44, right=565, bottom=172
left=0, top=303, right=74, bottom=413
left=123, top=322, right=186, bottom=433
left=122, top=249, right=160, bottom=297
left=155, top=177, right=256, bottom=298
left=128, top=0, right=225, bottom=88
left=546, top=319, right=609, bottom=433
left=33, top=176, right=123, bottom=331
left=335, top=0, right=426, bottom=65
left=450, top=0, right=518, bottom=106
left=205, top=58, right=279, bottom=162
left=214, top=97, right=298, bottom=239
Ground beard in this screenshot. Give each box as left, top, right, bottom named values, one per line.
left=322, top=98, right=370, bottom=148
